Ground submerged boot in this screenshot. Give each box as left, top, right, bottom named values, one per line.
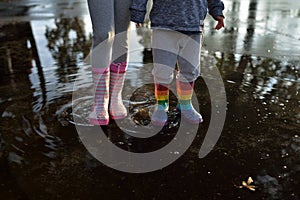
left=89, top=67, right=110, bottom=125
left=109, top=62, right=127, bottom=119
left=151, top=83, right=169, bottom=126
left=176, top=80, right=203, bottom=124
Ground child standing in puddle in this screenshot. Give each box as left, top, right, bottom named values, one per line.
left=87, top=0, right=132, bottom=125
left=130, top=0, right=225, bottom=125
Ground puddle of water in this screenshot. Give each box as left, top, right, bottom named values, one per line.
left=0, top=0, right=300, bottom=199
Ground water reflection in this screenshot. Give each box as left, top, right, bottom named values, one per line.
left=0, top=0, right=300, bottom=199
left=45, top=17, right=91, bottom=82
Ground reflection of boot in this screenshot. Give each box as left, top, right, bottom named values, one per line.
left=109, top=62, right=127, bottom=119
left=151, top=83, right=169, bottom=126
left=176, top=80, right=203, bottom=124
left=89, top=67, right=110, bottom=125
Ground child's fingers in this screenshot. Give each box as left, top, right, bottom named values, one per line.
left=215, top=21, right=224, bottom=30
left=136, top=23, right=142, bottom=28
left=215, top=23, right=221, bottom=30
left=215, top=16, right=225, bottom=30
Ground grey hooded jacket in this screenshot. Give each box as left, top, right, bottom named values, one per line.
left=130, top=0, right=225, bottom=32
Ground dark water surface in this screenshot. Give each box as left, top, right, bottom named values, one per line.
left=0, top=0, right=300, bottom=199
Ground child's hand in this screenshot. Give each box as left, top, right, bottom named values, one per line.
left=136, top=23, right=143, bottom=28
left=215, top=16, right=225, bottom=30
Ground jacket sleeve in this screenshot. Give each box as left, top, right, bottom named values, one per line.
left=207, top=0, right=225, bottom=20
left=130, top=0, right=149, bottom=23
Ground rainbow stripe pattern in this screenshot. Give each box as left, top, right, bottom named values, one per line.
left=155, top=83, right=169, bottom=110
left=176, top=80, right=203, bottom=124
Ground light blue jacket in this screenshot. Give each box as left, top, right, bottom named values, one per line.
left=130, top=0, right=225, bottom=32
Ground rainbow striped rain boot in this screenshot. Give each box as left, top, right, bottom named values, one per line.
left=176, top=80, right=203, bottom=124
left=151, top=83, right=169, bottom=126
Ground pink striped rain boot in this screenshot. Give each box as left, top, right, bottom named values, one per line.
left=109, top=62, right=128, bottom=119
left=89, top=67, right=110, bottom=125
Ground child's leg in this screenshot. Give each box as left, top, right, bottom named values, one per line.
left=87, top=0, right=114, bottom=68
left=107, top=0, right=131, bottom=119
left=112, top=0, right=131, bottom=64
left=177, top=34, right=202, bottom=83
left=87, top=0, right=115, bottom=125
left=151, top=29, right=180, bottom=125
left=176, top=33, right=203, bottom=124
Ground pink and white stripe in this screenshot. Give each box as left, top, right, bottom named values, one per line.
left=109, top=62, right=128, bottom=119
left=89, top=67, right=110, bottom=125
